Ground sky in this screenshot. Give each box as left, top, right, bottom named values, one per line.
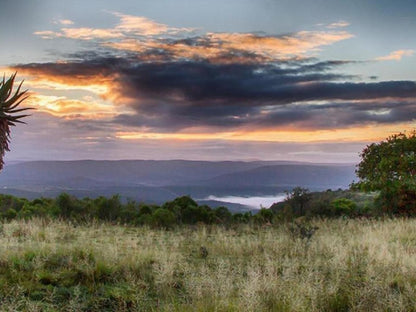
left=1, top=0, right=415, bottom=163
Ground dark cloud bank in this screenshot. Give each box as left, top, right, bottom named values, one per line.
left=15, top=51, right=416, bottom=131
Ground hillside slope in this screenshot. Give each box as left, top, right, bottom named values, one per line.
left=0, top=160, right=356, bottom=206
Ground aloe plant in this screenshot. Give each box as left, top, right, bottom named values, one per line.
left=0, top=73, right=31, bottom=170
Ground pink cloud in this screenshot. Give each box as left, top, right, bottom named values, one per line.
left=34, top=13, right=352, bottom=62
left=376, top=49, right=414, bottom=61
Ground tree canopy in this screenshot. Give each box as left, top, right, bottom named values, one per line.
left=354, top=131, right=416, bottom=214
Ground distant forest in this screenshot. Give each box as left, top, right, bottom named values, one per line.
left=0, top=188, right=379, bottom=228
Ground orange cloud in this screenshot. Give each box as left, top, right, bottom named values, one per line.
left=375, top=49, right=414, bottom=61
left=16, top=68, right=113, bottom=96
left=106, top=30, right=353, bottom=63
left=113, top=13, right=169, bottom=35
left=35, top=12, right=193, bottom=41
left=208, top=30, right=353, bottom=58
left=35, top=28, right=124, bottom=40
left=26, top=94, right=118, bottom=119
left=113, top=12, right=194, bottom=35
left=116, top=122, right=416, bottom=143
left=10, top=67, right=139, bottom=119
left=103, top=39, right=161, bottom=53
left=60, top=28, right=124, bottom=40
left=34, top=13, right=353, bottom=62
left=27, top=78, right=110, bottom=95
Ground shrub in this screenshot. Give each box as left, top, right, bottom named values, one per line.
left=287, top=219, right=319, bottom=241
left=214, top=206, right=232, bottom=224
left=330, top=198, right=357, bottom=216
left=56, top=193, right=80, bottom=218
left=95, top=195, right=122, bottom=221
left=2, top=208, right=17, bottom=220
left=152, top=208, right=176, bottom=228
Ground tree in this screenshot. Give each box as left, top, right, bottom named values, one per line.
left=255, top=208, right=274, bottom=224
left=152, top=208, right=176, bottom=228
left=95, top=195, right=122, bottom=221
left=214, top=206, right=232, bottom=224
left=163, top=196, right=198, bottom=222
left=56, top=193, right=79, bottom=218
left=285, top=187, right=311, bottom=216
left=0, top=73, right=31, bottom=170
left=354, top=131, right=416, bottom=214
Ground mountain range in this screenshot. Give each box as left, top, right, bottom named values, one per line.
left=0, top=160, right=357, bottom=211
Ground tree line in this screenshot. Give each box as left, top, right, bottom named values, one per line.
left=0, top=193, right=277, bottom=227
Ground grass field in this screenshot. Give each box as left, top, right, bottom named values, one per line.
left=0, top=218, right=416, bottom=311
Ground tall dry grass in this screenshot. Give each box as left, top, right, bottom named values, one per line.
left=0, top=218, right=415, bottom=311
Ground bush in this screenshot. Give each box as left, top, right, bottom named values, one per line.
left=253, top=208, right=274, bottom=224
left=95, top=195, right=122, bottom=221
left=119, top=200, right=139, bottom=223
left=330, top=198, right=357, bottom=217
left=214, top=206, right=232, bottom=224
left=56, top=193, right=80, bottom=218
left=2, top=208, right=17, bottom=220
left=152, top=208, right=176, bottom=228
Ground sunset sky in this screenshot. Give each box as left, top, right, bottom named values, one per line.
left=1, top=0, right=415, bottom=163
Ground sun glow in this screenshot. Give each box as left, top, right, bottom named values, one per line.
left=116, top=123, right=416, bottom=143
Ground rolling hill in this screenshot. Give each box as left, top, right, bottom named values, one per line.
left=0, top=160, right=356, bottom=209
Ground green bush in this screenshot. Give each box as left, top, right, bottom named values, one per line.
left=214, top=206, right=232, bottom=224
left=56, top=193, right=80, bottom=218
left=95, top=195, right=122, bottom=221
left=152, top=208, right=176, bottom=228
left=331, top=198, right=357, bottom=216
left=2, top=208, right=17, bottom=220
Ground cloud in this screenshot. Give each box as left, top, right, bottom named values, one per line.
left=326, top=21, right=350, bottom=29
left=34, top=30, right=62, bottom=40
left=13, top=55, right=416, bottom=134
left=8, top=111, right=368, bottom=162
left=375, top=49, right=414, bottom=61
left=113, top=12, right=182, bottom=35
left=26, top=94, right=118, bottom=119
left=34, top=28, right=124, bottom=40
left=57, top=19, right=74, bottom=25
left=102, top=30, right=352, bottom=64
left=21, top=14, right=415, bottom=141
left=34, top=12, right=353, bottom=62
left=16, top=58, right=118, bottom=96
left=205, top=31, right=353, bottom=59
left=35, top=12, right=193, bottom=41
left=114, top=13, right=168, bottom=34
left=100, top=30, right=353, bottom=62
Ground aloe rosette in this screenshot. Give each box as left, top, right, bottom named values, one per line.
left=0, top=73, right=31, bottom=170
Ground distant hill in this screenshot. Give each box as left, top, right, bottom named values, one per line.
left=0, top=160, right=356, bottom=208
left=0, top=160, right=278, bottom=186
left=194, top=164, right=355, bottom=189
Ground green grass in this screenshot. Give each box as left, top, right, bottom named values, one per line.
left=0, top=218, right=416, bottom=311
